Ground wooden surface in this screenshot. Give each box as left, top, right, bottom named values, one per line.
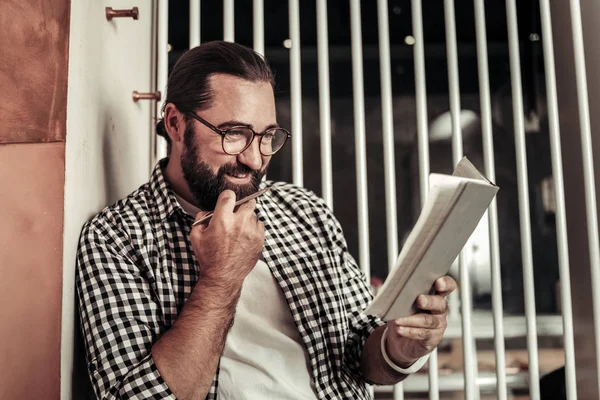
left=0, top=142, right=65, bottom=400
left=0, top=0, right=71, bottom=144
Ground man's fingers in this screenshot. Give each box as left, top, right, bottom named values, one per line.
left=235, top=198, right=257, bottom=214
left=255, top=218, right=265, bottom=234
left=416, top=294, right=448, bottom=315
left=393, top=313, right=446, bottom=330
left=192, top=216, right=210, bottom=232
left=395, top=326, right=435, bottom=343
left=434, top=275, right=457, bottom=297
left=212, top=190, right=237, bottom=220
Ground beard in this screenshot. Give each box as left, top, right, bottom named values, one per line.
left=180, top=123, right=268, bottom=211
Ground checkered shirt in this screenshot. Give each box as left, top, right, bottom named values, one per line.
left=76, top=159, right=385, bottom=399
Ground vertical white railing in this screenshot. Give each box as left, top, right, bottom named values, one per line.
left=568, top=0, right=600, bottom=384
left=190, top=0, right=200, bottom=48
left=505, top=1, right=541, bottom=398
left=156, top=0, right=169, bottom=161
left=377, top=0, right=402, bottom=398
left=224, top=0, right=234, bottom=42
left=411, top=1, right=429, bottom=207
left=443, top=1, right=479, bottom=399
left=316, top=0, right=334, bottom=209
left=349, top=0, right=371, bottom=283
left=473, top=0, right=508, bottom=398
left=223, top=0, right=235, bottom=42
left=539, top=2, right=577, bottom=398
left=377, top=0, right=398, bottom=296
left=289, top=0, right=304, bottom=187
left=411, top=1, right=438, bottom=398
left=253, top=0, right=264, bottom=55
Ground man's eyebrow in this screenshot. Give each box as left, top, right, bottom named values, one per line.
left=217, top=120, right=281, bottom=131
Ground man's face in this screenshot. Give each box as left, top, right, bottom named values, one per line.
left=180, top=74, right=276, bottom=211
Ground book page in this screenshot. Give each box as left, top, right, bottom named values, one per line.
left=365, top=160, right=499, bottom=321
left=453, top=156, right=495, bottom=185
left=366, top=175, right=467, bottom=317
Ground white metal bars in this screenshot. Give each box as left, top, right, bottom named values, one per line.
left=410, top=1, right=437, bottom=398
left=505, top=1, right=541, bottom=398
left=377, top=0, right=402, bottom=398
left=316, top=0, right=334, bottom=209
left=538, top=1, right=577, bottom=398
left=377, top=0, right=399, bottom=294
left=190, top=0, right=200, bottom=48
left=411, top=0, right=430, bottom=208
left=473, top=0, right=508, bottom=398
left=349, top=0, right=371, bottom=283
left=443, top=1, right=479, bottom=398
left=568, top=0, right=600, bottom=385
left=289, top=0, right=304, bottom=187
left=253, top=0, right=264, bottom=55
left=224, top=0, right=234, bottom=42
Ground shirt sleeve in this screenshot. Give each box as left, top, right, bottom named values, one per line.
left=76, top=220, right=176, bottom=400
left=324, top=210, right=386, bottom=379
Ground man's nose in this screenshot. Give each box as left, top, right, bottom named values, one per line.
left=237, top=138, right=262, bottom=170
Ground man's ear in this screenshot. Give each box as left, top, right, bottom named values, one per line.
left=163, top=103, right=185, bottom=143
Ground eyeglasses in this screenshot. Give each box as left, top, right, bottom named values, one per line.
left=187, top=112, right=291, bottom=156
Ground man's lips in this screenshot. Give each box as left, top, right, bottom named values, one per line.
left=225, top=173, right=251, bottom=182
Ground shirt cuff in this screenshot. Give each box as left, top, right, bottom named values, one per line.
left=380, top=326, right=430, bottom=374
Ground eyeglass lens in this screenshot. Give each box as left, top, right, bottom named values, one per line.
left=223, top=128, right=288, bottom=155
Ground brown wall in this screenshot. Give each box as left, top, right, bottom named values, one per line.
left=0, top=143, right=65, bottom=399
left=0, top=1, right=70, bottom=399
left=0, top=0, right=70, bottom=144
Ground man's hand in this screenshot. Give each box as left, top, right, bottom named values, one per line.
left=155, top=190, right=264, bottom=400
left=385, top=275, right=457, bottom=367
left=190, top=190, right=265, bottom=291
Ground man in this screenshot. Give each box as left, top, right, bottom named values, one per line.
left=77, top=41, right=456, bottom=400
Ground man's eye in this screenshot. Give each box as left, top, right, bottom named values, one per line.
left=262, top=133, right=275, bottom=142
left=225, top=130, right=247, bottom=141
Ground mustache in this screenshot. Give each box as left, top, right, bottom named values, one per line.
left=218, top=162, right=256, bottom=177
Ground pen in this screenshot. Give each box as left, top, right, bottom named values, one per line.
left=192, top=186, right=272, bottom=226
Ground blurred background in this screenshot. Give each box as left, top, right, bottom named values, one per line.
left=167, top=0, right=557, bottom=317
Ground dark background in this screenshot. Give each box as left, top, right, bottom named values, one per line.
left=167, top=1, right=559, bottom=315
left=168, top=1, right=542, bottom=98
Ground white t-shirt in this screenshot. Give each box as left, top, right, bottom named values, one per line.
left=175, top=194, right=317, bottom=399
left=217, top=259, right=317, bottom=399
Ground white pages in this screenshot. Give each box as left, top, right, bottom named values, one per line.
left=365, top=157, right=499, bottom=321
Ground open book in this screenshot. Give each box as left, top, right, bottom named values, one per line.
left=365, top=157, right=499, bottom=321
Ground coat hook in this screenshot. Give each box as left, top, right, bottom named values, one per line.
left=106, top=7, right=139, bottom=21
left=132, top=91, right=161, bottom=102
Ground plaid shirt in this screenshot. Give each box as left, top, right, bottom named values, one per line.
left=76, top=159, right=384, bottom=399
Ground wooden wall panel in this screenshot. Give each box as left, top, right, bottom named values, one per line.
left=0, top=0, right=70, bottom=144
left=0, top=142, right=64, bottom=400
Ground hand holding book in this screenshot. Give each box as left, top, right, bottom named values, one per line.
left=381, top=275, right=457, bottom=372
left=365, top=157, right=499, bottom=321
left=365, top=157, right=496, bottom=373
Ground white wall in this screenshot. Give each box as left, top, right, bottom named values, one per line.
left=62, top=1, right=157, bottom=398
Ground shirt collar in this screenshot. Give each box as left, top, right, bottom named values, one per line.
left=173, top=192, right=202, bottom=216
left=149, top=158, right=188, bottom=220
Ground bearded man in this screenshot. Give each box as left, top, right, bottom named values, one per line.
left=76, top=41, right=456, bottom=400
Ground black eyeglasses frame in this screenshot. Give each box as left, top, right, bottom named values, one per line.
left=187, top=112, right=291, bottom=156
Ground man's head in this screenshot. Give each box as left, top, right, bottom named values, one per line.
left=159, top=41, right=284, bottom=211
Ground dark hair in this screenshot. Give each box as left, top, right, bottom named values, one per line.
left=156, top=41, right=275, bottom=151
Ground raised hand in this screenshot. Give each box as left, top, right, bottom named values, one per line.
left=189, top=189, right=265, bottom=292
